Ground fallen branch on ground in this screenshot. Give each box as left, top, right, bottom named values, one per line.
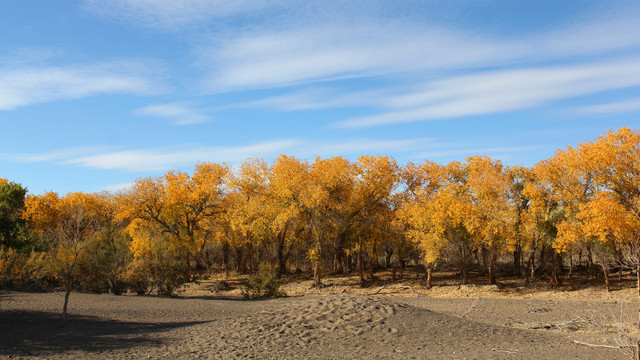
left=462, top=298, right=483, bottom=318
left=398, top=285, right=418, bottom=294
left=572, top=340, right=624, bottom=349
left=369, top=285, right=387, bottom=295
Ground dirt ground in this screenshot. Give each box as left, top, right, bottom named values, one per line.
left=1, top=270, right=639, bottom=359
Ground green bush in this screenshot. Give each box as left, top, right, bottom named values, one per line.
left=76, top=232, right=132, bottom=295
left=242, top=263, right=286, bottom=299
left=124, top=260, right=150, bottom=295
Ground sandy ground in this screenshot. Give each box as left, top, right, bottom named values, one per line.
left=1, top=279, right=638, bottom=360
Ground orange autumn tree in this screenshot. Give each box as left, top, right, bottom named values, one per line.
left=544, top=128, right=640, bottom=290
left=400, top=161, right=476, bottom=286
left=399, top=161, right=447, bottom=287
left=122, top=175, right=178, bottom=294
left=306, top=156, right=359, bottom=276
left=125, top=162, right=229, bottom=284
left=572, top=194, right=639, bottom=291
left=351, top=156, right=399, bottom=283
left=519, top=166, right=562, bottom=281
left=228, top=157, right=304, bottom=276
left=24, top=191, right=100, bottom=327
left=76, top=191, right=131, bottom=295
left=537, top=140, right=598, bottom=286
left=226, top=158, right=270, bottom=274
left=588, top=128, right=640, bottom=294
left=465, top=156, right=517, bottom=284
left=213, top=190, right=244, bottom=275
left=268, top=155, right=316, bottom=281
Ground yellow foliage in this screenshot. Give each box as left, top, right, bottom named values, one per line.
left=124, top=162, right=229, bottom=257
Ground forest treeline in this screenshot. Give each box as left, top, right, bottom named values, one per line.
left=2, top=127, right=640, bottom=299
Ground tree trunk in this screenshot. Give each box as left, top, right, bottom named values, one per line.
left=368, top=255, right=375, bottom=281
left=333, top=233, right=345, bottom=274
left=488, top=252, right=497, bottom=284
left=235, top=247, right=245, bottom=274
left=385, top=249, right=393, bottom=269
left=481, top=247, right=489, bottom=275
left=636, top=261, right=640, bottom=299
left=527, top=251, right=536, bottom=281
left=333, top=249, right=341, bottom=274
left=569, top=252, right=573, bottom=278
left=61, top=278, right=71, bottom=328
left=313, top=238, right=323, bottom=288
left=277, top=237, right=286, bottom=277
left=460, top=259, right=468, bottom=285
left=551, top=252, right=562, bottom=286
left=604, top=266, right=611, bottom=292
left=578, top=248, right=583, bottom=267
left=358, top=243, right=365, bottom=285
left=185, top=254, right=191, bottom=282
left=426, top=266, right=433, bottom=289
left=587, top=245, right=595, bottom=277
left=513, top=244, right=522, bottom=275
left=313, top=261, right=321, bottom=287
left=222, top=240, right=230, bottom=277
left=246, top=243, right=255, bottom=274
left=369, top=239, right=377, bottom=281
left=344, top=253, right=352, bottom=273
left=538, top=244, right=547, bottom=273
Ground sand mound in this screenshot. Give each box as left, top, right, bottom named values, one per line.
left=171, top=295, right=408, bottom=358
left=0, top=291, right=628, bottom=359
left=231, top=294, right=402, bottom=340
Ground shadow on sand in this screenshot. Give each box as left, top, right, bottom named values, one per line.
left=0, top=310, right=208, bottom=357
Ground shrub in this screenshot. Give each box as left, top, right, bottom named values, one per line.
left=76, top=234, right=132, bottom=295
left=124, top=260, right=151, bottom=295
left=0, top=247, right=21, bottom=288
left=242, top=263, right=286, bottom=299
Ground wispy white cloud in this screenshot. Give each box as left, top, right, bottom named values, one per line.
left=83, top=0, right=283, bottom=29
left=63, top=140, right=302, bottom=171
left=82, top=0, right=640, bottom=120
left=334, top=58, right=640, bottom=128
left=232, top=87, right=387, bottom=112
left=63, top=138, right=439, bottom=171
left=0, top=61, right=162, bottom=111
left=194, top=3, right=640, bottom=92
left=101, top=182, right=135, bottom=192
left=573, top=98, right=640, bottom=115
left=7, top=137, right=443, bottom=172
left=198, top=23, right=518, bottom=92
left=0, top=47, right=64, bottom=67
left=135, top=101, right=211, bottom=125
left=539, top=8, right=640, bottom=58
left=59, top=138, right=534, bottom=170
left=3, top=146, right=109, bottom=162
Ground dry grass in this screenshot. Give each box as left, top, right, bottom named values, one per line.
left=176, top=266, right=640, bottom=303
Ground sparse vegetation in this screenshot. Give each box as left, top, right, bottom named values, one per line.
left=241, top=263, right=286, bottom=299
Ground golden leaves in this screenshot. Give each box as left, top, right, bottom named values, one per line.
left=124, top=162, right=230, bottom=256
left=539, top=127, right=640, bottom=253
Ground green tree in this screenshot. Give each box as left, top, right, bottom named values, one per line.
left=0, top=179, right=28, bottom=250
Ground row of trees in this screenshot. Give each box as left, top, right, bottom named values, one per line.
left=1, top=128, right=640, bottom=305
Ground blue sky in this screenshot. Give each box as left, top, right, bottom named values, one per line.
left=2, top=0, right=640, bottom=194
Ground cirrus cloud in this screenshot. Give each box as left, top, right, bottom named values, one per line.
left=0, top=61, right=163, bottom=111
